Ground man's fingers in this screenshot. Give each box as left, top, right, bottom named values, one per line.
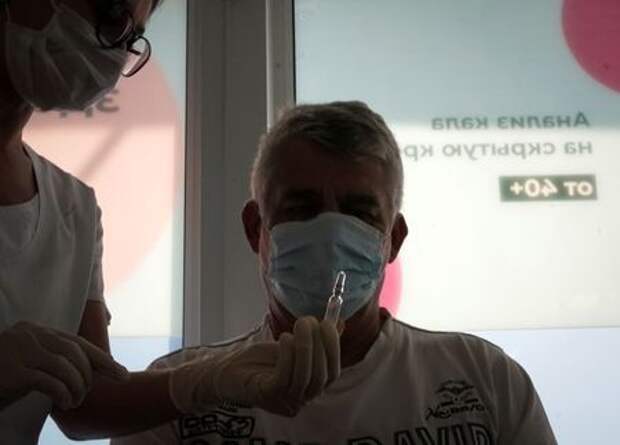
left=304, top=321, right=327, bottom=400
left=336, top=320, right=345, bottom=336
left=273, top=333, right=295, bottom=392
left=288, top=317, right=314, bottom=401
left=25, top=369, right=75, bottom=411
left=320, top=320, right=341, bottom=385
left=56, top=331, right=129, bottom=381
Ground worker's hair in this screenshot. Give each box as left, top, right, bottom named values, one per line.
left=251, top=101, right=404, bottom=212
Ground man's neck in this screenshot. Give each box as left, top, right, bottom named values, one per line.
left=267, top=301, right=386, bottom=368
left=339, top=305, right=386, bottom=368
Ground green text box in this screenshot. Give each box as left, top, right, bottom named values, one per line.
left=499, top=175, right=597, bottom=201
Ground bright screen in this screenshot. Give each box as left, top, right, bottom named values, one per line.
left=295, top=0, right=620, bottom=443
left=296, top=0, right=620, bottom=332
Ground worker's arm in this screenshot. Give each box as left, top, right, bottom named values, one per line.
left=53, top=301, right=342, bottom=440
left=51, top=301, right=181, bottom=440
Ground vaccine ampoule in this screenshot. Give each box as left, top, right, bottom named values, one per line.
left=324, top=271, right=346, bottom=323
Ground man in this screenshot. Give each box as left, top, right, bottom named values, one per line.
left=115, top=101, right=557, bottom=444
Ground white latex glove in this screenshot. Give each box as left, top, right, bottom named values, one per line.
left=0, top=321, right=129, bottom=411
left=169, top=316, right=340, bottom=417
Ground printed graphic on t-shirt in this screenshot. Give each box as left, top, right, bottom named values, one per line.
left=176, top=379, right=494, bottom=445
left=179, top=410, right=255, bottom=440
left=425, top=380, right=487, bottom=421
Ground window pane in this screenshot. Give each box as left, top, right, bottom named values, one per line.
left=33, top=2, right=187, bottom=443
left=295, top=1, right=620, bottom=443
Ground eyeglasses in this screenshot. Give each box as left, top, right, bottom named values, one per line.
left=95, top=0, right=152, bottom=77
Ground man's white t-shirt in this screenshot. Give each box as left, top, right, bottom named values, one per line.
left=114, top=312, right=557, bottom=445
left=0, top=146, right=106, bottom=444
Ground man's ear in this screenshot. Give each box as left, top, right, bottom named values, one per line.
left=242, top=200, right=262, bottom=254
left=388, top=213, right=408, bottom=263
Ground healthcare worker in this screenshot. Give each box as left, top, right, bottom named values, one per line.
left=0, top=0, right=340, bottom=443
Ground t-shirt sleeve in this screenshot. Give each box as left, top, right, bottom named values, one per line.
left=86, top=204, right=112, bottom=324
left=87, top=205, right=105, bottom=303
left=492, top=352, right=557, bottom=445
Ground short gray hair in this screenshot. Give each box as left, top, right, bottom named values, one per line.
left=251, top=101, right=403, bottom=212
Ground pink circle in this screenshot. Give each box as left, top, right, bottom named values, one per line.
left=563, top=0, right=620, bottom=93
left=379, top=259, right=403, bottom=315
left=25, top=60, right=183, bottom=292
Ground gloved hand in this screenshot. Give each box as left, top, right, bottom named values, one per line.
left=0, top=321, right=130, bottom=411
left=169, top=316, right=340, bottom=417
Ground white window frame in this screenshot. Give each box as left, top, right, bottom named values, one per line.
left=267, top=0, right=296, bottom=126
left=184, top=0, right=295, bottom=346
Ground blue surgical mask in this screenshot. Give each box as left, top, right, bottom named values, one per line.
left=267, top=212, right=387, bottom=320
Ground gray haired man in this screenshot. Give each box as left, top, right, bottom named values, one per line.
left=115, top=101, right=557, bottom=444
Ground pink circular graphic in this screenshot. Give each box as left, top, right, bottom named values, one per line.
left=379, top=258, right=403, bottom=315
left=25, top=60, right=183, bottom=292
left=563, top=0, right=620, bottom=93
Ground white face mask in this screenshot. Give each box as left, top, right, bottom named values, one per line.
left=3, top=0, right=128, bottom=111
left=267, top=212, right=388, bottom=320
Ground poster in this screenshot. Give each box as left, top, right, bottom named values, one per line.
left=296, top=0, right=620, bottom=330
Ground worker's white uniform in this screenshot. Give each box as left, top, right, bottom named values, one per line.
left=114, top=311, right=557, bottom=445
left=0, top=146, right=105, bottom=444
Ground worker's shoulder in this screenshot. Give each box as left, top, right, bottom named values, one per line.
left=390, top=317, right=507, bottom=364
left=27, top=145, right=97, bottom=207
left=148, top=324, right=268, bottom=370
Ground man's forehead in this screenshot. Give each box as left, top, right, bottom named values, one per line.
left=275, top=138, right=384, bottom=175
left=273, top=187, right=382, bottom=208
left=267, top=164, right=389, bottom=208
left=279, top=186, right=381, bottom=203
left=260, top=137, right=393, bottom=206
